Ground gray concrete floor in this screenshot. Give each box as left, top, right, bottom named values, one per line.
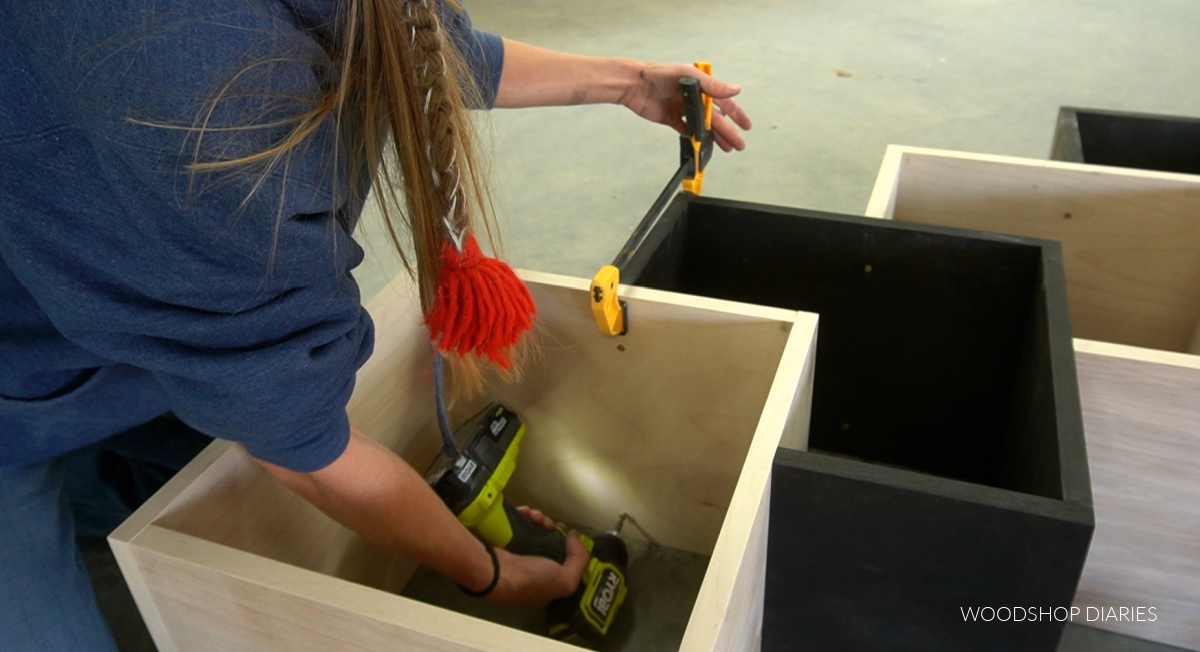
left=353, top=0, right=1200, bottom=301
left=96, top=1, right=1200, bottom=650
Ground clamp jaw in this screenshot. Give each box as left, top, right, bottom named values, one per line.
left=590, top=265, right=626, bottom=337
left=592, top=62, right=714, bottom=337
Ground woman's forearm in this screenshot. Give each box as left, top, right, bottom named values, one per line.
left=258, top=428, right=497, bottom=592
left=256, top=425, right=589, bottom=605
left=492, top=37, right=753, bottom=152
left=494, top=38, right=642, bottom=108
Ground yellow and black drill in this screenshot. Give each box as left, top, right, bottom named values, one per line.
left=425, top=403, right=628, bottom=649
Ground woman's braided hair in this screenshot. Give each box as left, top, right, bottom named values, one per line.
left=188, top=0, right=509, bottom=389
left=344, top=0, right=492, bottom=314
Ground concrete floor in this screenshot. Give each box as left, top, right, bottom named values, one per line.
left=353, top=0, right=1200, bottom=301
left=95, top=1, right=1200, bottom=650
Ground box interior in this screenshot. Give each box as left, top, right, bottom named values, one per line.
left=885, top=151, right=1200, bottom=355
left=1072, top=109, right=1200, bottom=176
left=629, top=197, right=1064, bottom=499
left=142, top=275, right=800, bottom=650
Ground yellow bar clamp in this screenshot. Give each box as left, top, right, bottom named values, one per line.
left=591, top=62, right=713, bottom=336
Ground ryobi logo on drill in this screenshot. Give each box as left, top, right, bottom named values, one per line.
left=589, top=568, right=623, bottom=621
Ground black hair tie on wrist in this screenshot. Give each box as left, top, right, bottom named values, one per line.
left=458, top=542, right=500, bottom=598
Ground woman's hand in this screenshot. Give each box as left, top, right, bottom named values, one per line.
left=256, top=427, right=587, bottom=607
left=487, top=528, right=590, bottom=606
left=495, top=40, right=753, bottom=152
left=616, top=63, right=753, bottom=153
left=475, top=505, right=589, bottom=606
left=516, top=505, right=555, bottom=529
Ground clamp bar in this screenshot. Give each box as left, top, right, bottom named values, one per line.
left=591, top=62, right=714, bottom=337
left=590, top=160, right=690, bottom=337
left=610, top=159, right=691, bottom=272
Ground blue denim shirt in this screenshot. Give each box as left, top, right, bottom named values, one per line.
left=0, top=0, right=504, bottom=471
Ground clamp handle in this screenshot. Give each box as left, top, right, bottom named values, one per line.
left=681, top=61, right=713, bottom=195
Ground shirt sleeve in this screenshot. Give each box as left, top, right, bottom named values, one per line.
left=1, top=1, right=375, bottom=472
left=277, top=0, right=506, bottom=109
left=438, top=2, right=506, bottom=109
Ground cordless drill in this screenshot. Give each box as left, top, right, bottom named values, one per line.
left=425, top=403, right=628, bottom=649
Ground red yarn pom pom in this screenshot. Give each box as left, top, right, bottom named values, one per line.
left=425, top=234, right=535, bottom=369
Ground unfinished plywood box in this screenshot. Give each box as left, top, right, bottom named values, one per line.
left=108, top=270, right=818, bottom=652
left=1051, top=106, right=1200, bottom=176
left=867, top=145, right=1200, bottom=649
left=619, top=195, right=1092, bottom=652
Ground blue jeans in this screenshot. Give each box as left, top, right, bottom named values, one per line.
left=0, top=415, right=210, bottom=651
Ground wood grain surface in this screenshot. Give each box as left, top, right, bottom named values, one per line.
left=683, top=313, right=816, bottom=651
left=110, top=270, right=820, bottom=652
left=494, top=273, right=808, bottom=556
left=866, top=146, right=1200, bottom=354
left=1072, top=342, right=1200, bottom=650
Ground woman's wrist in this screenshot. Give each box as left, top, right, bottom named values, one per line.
left=458, top=540, right=501, bottom=597
left=589, top=56, right=645, bottom=106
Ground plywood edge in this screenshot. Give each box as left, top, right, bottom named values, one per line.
left=109, top=440, right=239, bottom=544
left=710, top=479, right=771, bottom=652
left=777, top=325, right=818, bottom=453
left=1074, top=338, right=1200, bottom=370
left=864, top=144, right=906, bottom=219
left=870, top=144, right=1200, bottom=184
left=128, top=524, right=573, bottom=652
left=679, top=313, right=819, bottom=651
left=108, top=440, right=238, bottom=652
left=109, top=535, right=177, bottom=652
left=776, top=445, right=1095, bottom=527
left=514, top=268, right=804, bottom=326
left=365, top=267, right=801, bottom=345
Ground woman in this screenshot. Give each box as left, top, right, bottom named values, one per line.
left=0, top=1, right=751, bottom=649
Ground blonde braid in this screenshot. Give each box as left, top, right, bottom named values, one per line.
left=410, top=1, right=470, bottom=247
left=397, top=0, right=525, bottom=392
left=404, top=0, right=470, bottom=252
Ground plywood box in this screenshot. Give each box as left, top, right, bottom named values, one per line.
left=616, top=195, right=1092, bottom=652
left=108, top=270, right=819, bottom=652
left=866, top=145, right=1200, bottom=649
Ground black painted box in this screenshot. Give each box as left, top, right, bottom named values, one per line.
left=1050, top=106, right=1200, bottom=175
left=620, top=195, right=1094, bottom=652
